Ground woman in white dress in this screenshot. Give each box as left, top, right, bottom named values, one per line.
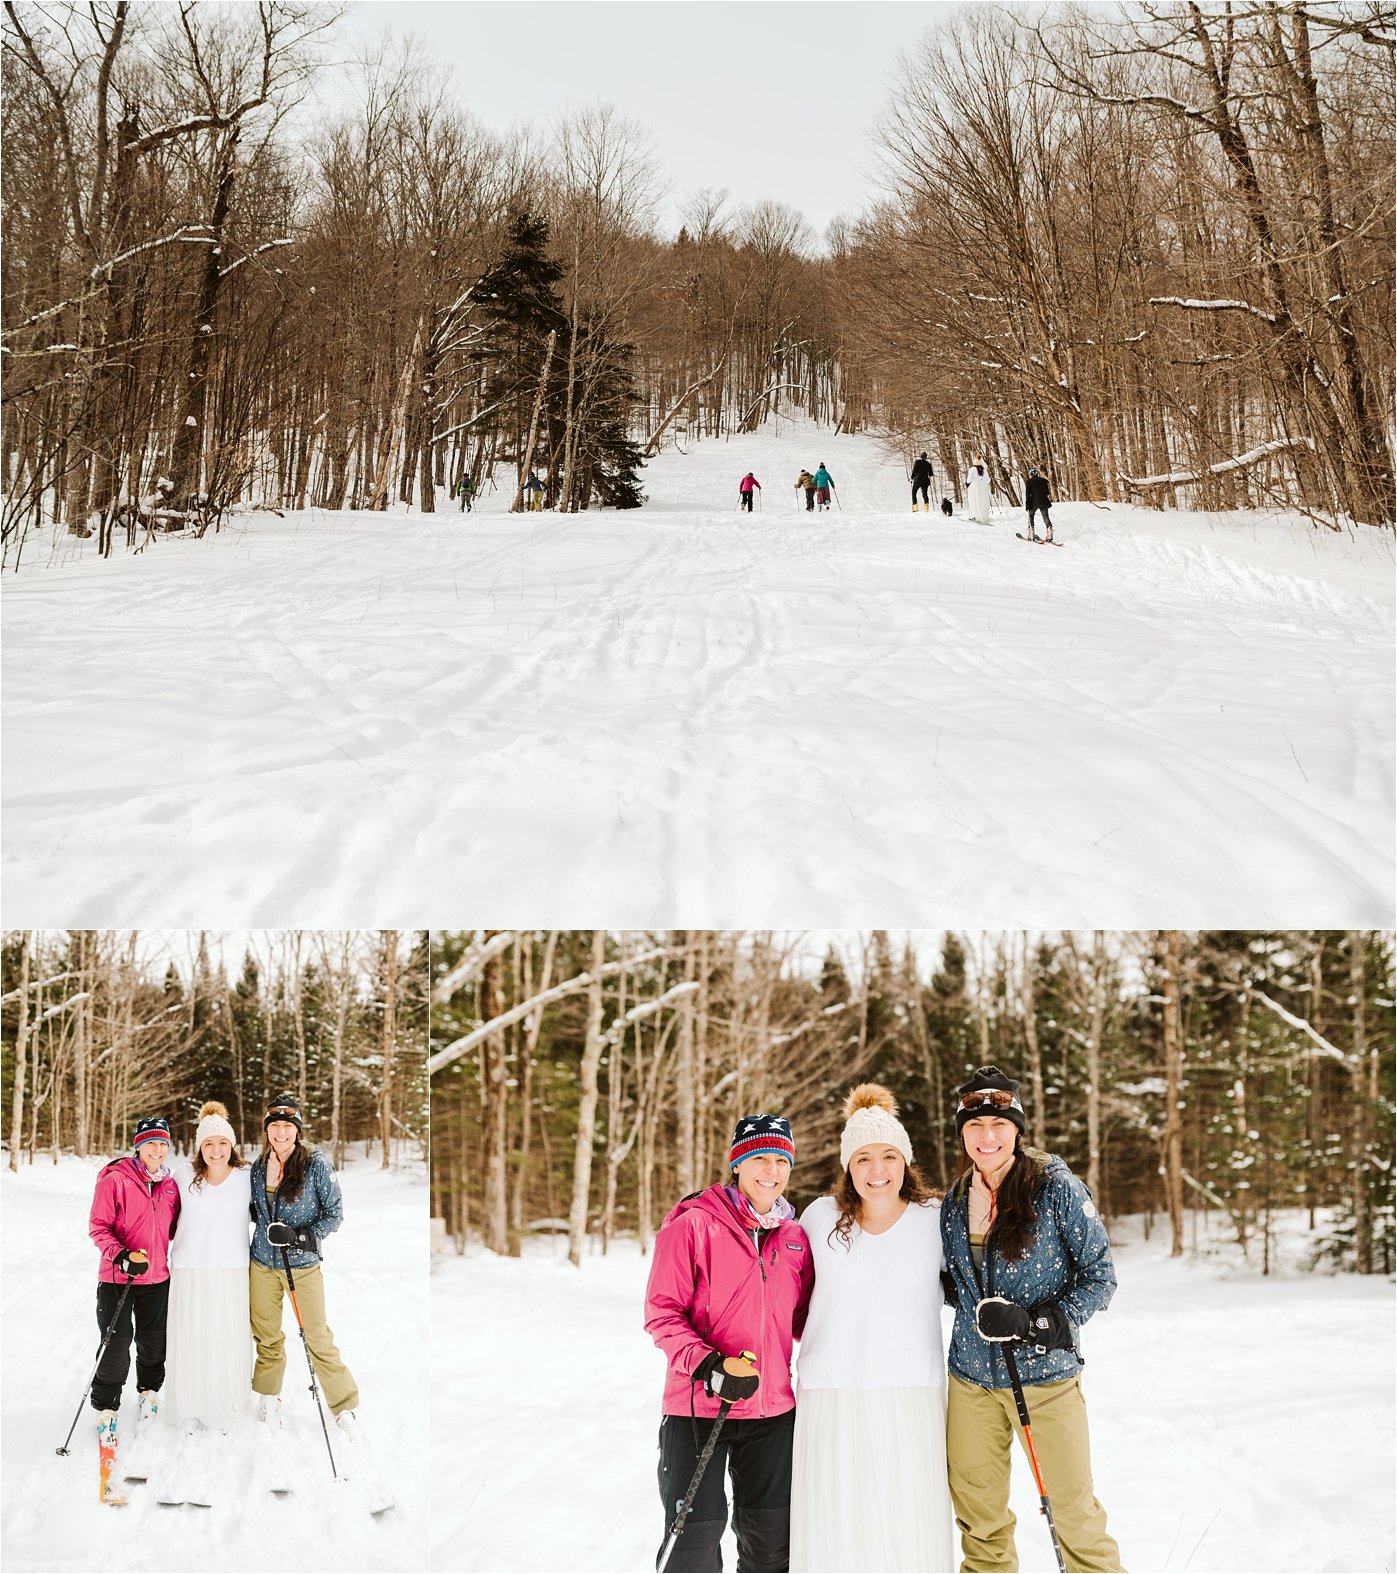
left=965, top=459, right=993, bottom=524
left=790, top=1084, right=955, bottom=1573
left=163, top=1101, right=253, bottom=1429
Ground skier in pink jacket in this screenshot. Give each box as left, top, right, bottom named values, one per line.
left=645, top=1112, right=813, bottom=1572
left=87, top=1116, right=181, bottom=1487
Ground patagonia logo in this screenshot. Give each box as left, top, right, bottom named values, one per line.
left=784, top=1241, right=803, bottom=1250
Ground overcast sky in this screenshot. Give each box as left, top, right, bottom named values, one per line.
left=332, top=2, right=958, bottom=247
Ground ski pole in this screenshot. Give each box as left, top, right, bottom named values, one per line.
left=1002, top=1345, right=1068, bottom=1574
left=56, top=1255, right=145, bottom=1455
left=831, top=483, right=842, bottom=512
left=280, top=1246, right=338, bottom=1480
left=657, top=1398, right=734, bottom=1572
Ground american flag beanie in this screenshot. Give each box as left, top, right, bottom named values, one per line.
left=132, top=1116, right=171, bottom=1151
left=728, top=1113, right=795, bottom=1169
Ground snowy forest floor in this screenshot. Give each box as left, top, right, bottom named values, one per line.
left=0, top=1154, right=429, bottom=1573
left=434, top=1212, right=1396, bottom=1574
left=4, top=421, right=1393, bottom=927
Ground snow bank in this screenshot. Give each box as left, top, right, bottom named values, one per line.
left=433, top=1212, right=1396, bottom=1573
left=0, top=1153, right=428, bottom=1573
left=3, top=424, right=1392, bottom=926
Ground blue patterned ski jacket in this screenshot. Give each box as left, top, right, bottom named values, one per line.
left=249, top=1145, right=344, bottom=1270
left=941, top=1148, right=1116, bottom=1388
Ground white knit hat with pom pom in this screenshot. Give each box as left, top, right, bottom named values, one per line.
left=839, top=1084, right=914, bottom=1169
left=194, top=1099, right=236, bottom=1152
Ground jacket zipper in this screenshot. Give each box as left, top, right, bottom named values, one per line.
left=751, top=1227, right=770, bottom=1418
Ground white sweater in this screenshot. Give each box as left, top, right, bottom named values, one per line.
left=167, top=1162, right=252, bottom=1271
left=796, top=1194, right=946, bottom=1391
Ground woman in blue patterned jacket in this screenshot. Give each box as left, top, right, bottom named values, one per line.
left=249, top=1093, right=361, bottom=1437
left=941, top=1067, right=1124, bottom=1572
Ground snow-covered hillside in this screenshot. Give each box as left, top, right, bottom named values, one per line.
left=0, top=1155, right=428, bottom=1573
left=434, top=1216, right=1396, bottom=1574
left=4, top=424, right=1392, bottom=926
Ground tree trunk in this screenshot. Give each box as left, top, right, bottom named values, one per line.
left=379, top=931, right=399, bottom=1168
left=9, top=934, right=31, bottom=1172
left=1161, top=930, right=1186, bottom=1258
left=567, top=931, right=607, bottom=1267
left=481, top=936, right=510, bottom=1255
left=1350, top=933, right=1373, bottom=1274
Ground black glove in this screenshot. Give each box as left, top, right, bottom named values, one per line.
left=114, top=1249, right=149, bottom=1278
left=975, top=1296, right=1031, bottom=1342
left=940, top=1269, right=959, bottom=1309
left=693, top=1352, right=760, bottom=1402
left=1024, top=1299, right=1075, bottom=1351
left=266, top=1221, right=317, bottom=1252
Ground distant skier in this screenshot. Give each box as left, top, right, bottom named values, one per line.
left=525, top=471, right=546, bottom=512
left=911, top=451, right=934, bottom=512
left=87, top=1117, right=181, bottom=1505
left=795, top=469, right=817, bottom=511
left=965, top=459, right=992, bottom=524
left=812, top=463, right=835, bottom=511
left=455, top=474, right=476, bottom=513
left=739, top=472, right=761, bottom=513
left=1024, top=466, right=1054, bottom=542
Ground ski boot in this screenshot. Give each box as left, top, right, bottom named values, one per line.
left=97, top=1409, right=126, bottom=1506
left=335, top=1409, right=362, bottom=1444
left=138, top=1389, right=160, bottom=1424
left=259, top=1393, right=283, bottom=1430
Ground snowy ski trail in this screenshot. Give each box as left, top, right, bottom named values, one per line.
left=0, top=1158, right=427, bottom=1573
left=434, top=1225, right=1397, bottom=1574
left=3, top=426, right=1391, bottom=926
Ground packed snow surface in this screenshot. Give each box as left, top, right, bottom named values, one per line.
left=4, top=424, right=1392, bottom=926
left=0, top=1154, right=428, bottom=1573
left=435, top=1216, right=1396, bottom=1573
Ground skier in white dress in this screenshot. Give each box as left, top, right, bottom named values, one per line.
left=790, top=1084, right=955, bottom=1573
left=162, top=1100, right=253, bottom=1430
left=965, top=459, right=992, bottom=524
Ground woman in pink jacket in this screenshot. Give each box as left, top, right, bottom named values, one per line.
left=645, top=1112, right=814, bottom=1572
left=87, top=1116, right=182, bottom=1479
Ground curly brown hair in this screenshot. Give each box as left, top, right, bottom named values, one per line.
left=954, top=1133, right=1039, bottom=1262
left=828, top=1160, right=941, bottom=1249
left=190, top=1102, right=245, bottom=1190
left=192, top=1142, right=246, bottom=1188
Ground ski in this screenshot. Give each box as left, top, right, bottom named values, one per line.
left=97, top=1411, right=126, bottom=1506
left=1015, top=532, right=1064, bottom=546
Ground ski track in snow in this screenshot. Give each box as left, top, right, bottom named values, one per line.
left=3, top=423, right=1392, bottom=926
left=434, top=1224, right=1397, bottom=1574
left=0, top=1157, right=428, bottom=1573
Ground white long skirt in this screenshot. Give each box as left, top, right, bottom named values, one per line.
left=790, top=1386, right=956, bottom=1573
left=162, top=1266, right=253, bottom=1429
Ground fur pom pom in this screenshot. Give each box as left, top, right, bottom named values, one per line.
left=198, top=1099, right=229, bottom=1121
left=842, top=1083, right=898, bottom=1120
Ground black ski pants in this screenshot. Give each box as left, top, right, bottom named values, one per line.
left=740, top=492, right=755, bottom=512
left=656, top=1407, right=795, bottom=1572
left=1027, top=503, right=1052, bottom=534
left=912, top=480, right=930, bottom=506
left=803, top=488, right=816, bottom=511
left=90, top=1278, right=169, bottom=1411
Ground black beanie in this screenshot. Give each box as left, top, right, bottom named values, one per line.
left=263, top=1093, right=303, bottom=1132
left=954, top=1066, right=1027, bottom=1135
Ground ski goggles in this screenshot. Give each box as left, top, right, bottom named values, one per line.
left=263, top=1103, right=303, bottom=1130
left=958, top=1089, right=1023, bottom=1115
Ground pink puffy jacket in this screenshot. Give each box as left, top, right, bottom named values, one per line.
left=89, top=1156, right=181, bottom=1284
left=644, top=1184, right=813, bottom=1421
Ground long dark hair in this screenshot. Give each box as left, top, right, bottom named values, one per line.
left=260, top=1131, right=310, bottom=1204
left=829, top=1161, right=941, bottom=1249
left=954, top=1133, right=1039, bottom=1262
